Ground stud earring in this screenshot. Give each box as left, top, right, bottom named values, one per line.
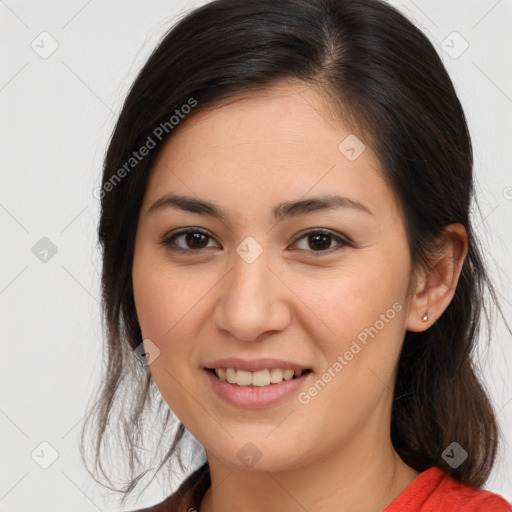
left=421, top=290, right=430, bottom=322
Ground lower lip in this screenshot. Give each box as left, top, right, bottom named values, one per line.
left=204, top=368, right=312, bottom=409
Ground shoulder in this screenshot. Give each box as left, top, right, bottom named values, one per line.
left=434, top=468, right=511, bottom=511
left=123, top=494, right=189, bottom=512
left=125, top=462, right=210, bottom=512
left=123, top=498, right=165, bottom=512
left=386, top=466, right=511, bottom=512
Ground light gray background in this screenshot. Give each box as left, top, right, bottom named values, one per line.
left=1, top=0, right=511, bottom=510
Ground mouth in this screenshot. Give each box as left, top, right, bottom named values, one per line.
left=206, top=367, right=313, bottom=387
left=204, top=365, right=314, bottom=408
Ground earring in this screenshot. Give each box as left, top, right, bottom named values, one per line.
left=421, top=290, right=430, bottom=322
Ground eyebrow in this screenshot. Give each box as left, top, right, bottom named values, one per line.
left=147, top=193, right=373, bottom=222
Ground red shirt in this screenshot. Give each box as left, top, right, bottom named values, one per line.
left=135, top=465, right=511, bottom=511
left=384, top=466, right=511, bottom=512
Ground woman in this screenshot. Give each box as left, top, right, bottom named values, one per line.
left=81, top=1, right=512, bottom=511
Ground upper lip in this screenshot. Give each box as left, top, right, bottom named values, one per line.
left=205, top=358, right=311, bottom=372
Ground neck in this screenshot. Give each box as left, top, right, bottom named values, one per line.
left=199, top=419, right=420, bottom=512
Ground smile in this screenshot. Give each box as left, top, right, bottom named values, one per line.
left=208, top=367, right=311, bottom=386
left=204, top=367, right=313, bottom=408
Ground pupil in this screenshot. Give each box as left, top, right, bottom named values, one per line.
left=310, top=234, right=330, bottom=250
left=187, top=232, right=208, bottom=249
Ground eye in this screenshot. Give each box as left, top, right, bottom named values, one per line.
left=291, top=229, right=351, bottom=255
left=161, top=228, right=219, bottom=254
left=161, top=227, right=351, bottom=255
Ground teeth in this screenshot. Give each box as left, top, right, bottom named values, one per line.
left=236, top=370, right=253, bottom=386
left=225, top=368, right=237, bottom=384
left=270, top=368, right=284, bottom=383
left=214, top=367, right=307, bottom=386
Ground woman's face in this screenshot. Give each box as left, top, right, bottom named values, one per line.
left=132, top=82, right=418, bottom=472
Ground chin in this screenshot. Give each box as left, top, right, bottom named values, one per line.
left=207, top=437, right=309, bottom=473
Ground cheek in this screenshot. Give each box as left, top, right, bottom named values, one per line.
left=132, top=265, right=194, bottom=421
left=301, top=251, right=410, bottom=408
left=293, top=278, right=407, bottom=437
left=132, top=252, right=216, bottom=418
left=307, top=267, right=406, bottom=351
left=132, top=249, right=202, bottom=343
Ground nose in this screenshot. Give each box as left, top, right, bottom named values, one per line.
left=212, top=248, right=291, bottom=342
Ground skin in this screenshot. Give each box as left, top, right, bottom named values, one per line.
left=132, top=81, right=468, bottom=512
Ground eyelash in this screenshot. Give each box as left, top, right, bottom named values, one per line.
left=160, top=227, right=352, bottom=256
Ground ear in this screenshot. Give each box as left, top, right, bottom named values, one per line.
left=406, top=223, right=468, bottom=332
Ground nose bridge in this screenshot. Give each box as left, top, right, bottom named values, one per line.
left=213, top=242, right=290, bottom=341
left=231, top=243, right=269, bottom=297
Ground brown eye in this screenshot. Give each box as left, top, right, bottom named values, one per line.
left=183, top=232, right=209, bottom=249
left=161, top=228, right=218, bottom=253
left=308, top=233, right=332, bottom=251
left=292, top=229, right=351, bottom=254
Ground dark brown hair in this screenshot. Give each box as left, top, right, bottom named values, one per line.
left=80, top=0, right=511, bottom=507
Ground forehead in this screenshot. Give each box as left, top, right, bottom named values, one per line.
left=166, top=82, right=350, bottom=151
left=143, top=82, right=399, bottom=225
